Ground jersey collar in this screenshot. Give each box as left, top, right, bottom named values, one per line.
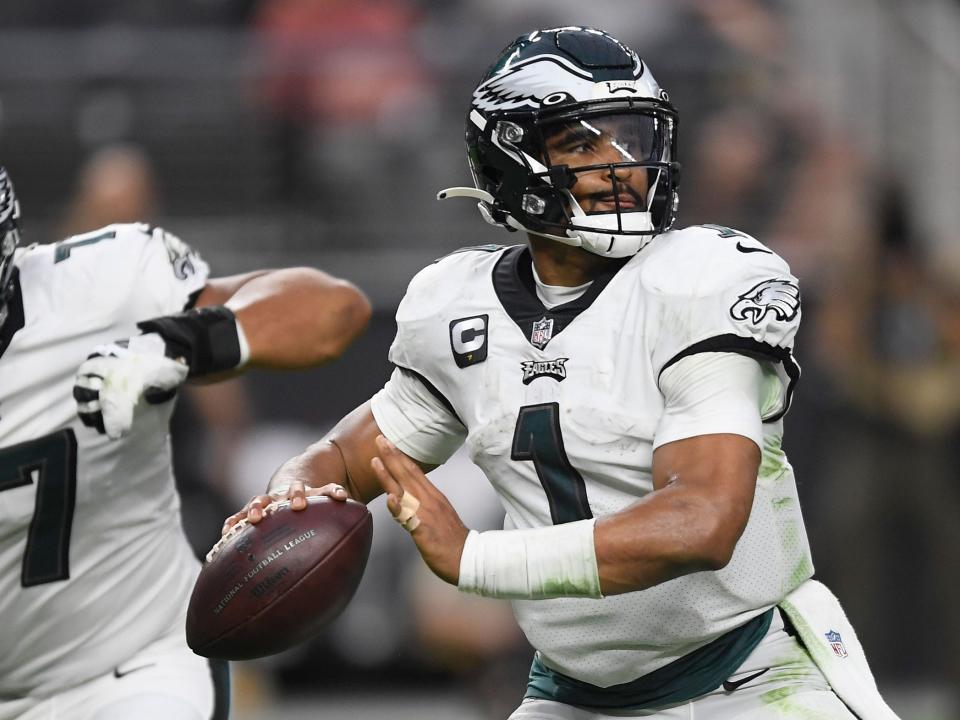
left=0, top=268, right=24, bottom=360
left=492, top=246, right=626, bottom=350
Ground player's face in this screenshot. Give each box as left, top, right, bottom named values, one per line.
left=543, top=114, right=656, bottom=214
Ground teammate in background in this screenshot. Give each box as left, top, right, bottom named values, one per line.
left=0, top=167, right=370, bottom=720
left=225, top=28, right=898, bottom=719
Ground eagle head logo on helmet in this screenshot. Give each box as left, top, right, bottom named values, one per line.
left=439, top=27, right=681, bottom=259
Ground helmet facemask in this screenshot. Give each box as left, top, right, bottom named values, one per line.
left=482, top=101, right=679, bottom=257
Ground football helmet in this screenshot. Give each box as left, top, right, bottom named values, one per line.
left=439, top=27, right=680, bottom=258
left=0, top=167, right=21, bottom=327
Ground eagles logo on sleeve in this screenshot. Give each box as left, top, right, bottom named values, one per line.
left=158, top=227, right=199, bottom=281
left=729, top=279, right=800, bottom=325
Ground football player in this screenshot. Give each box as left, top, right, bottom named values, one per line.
left=225, top=27, right=898, bottom=719
left=0, top=167, right=371, bottom=720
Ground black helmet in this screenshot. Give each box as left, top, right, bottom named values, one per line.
left=439, top=27, right=680, bottom=258
left=0, top=168, right=21, bottom=327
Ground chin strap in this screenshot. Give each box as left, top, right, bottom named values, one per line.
left=438, top=185, right=649, bottom=257
left=524, top=224, right=583, bottom=248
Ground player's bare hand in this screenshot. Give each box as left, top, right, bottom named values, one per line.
left=371, top=435, right=469, bottom=585
left=220, top=480, right=348, bottom=535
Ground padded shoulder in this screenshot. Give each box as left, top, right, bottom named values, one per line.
left=388, top=244, right=511, bottom=385
left=49, top=223, right=203, bottom=275
left=435, top=243, right=507, bottom=261
left=25, top=223, right=210, bottom=324
left=636, top=225, right=802, bottom=420
left=396, top=244, right=512, bottom=324
left=51, top=223, right=150, bottom=264
left=639, top=224, right=792, bottom=299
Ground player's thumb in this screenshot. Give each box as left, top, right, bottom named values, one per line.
left=99, top=389, right=135, bottom=439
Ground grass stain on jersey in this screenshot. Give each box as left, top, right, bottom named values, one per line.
left=760, top=685, right=838, bottom=718
left=760, top=644, right=822, bottom=710
left=766, top=644, right=818, bottom=682
left=540, top=577, right=600, bottom=598
left=779, top=517, right=814, bottom=589
left=759, top=433, right=789, bottom=480
left=788, top=555, right=814, bottom=590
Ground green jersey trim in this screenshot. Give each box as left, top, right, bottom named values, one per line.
left=525, top=608, right=774, bottom=710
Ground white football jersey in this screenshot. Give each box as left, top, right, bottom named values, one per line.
left=377, top=225, right=813, bottom=686
left=0, top=223, right=209, bottom=698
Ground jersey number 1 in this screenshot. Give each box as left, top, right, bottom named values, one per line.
left=0, top=430, right=78, bottom=587
left=512, top=403, right=592, bottom=524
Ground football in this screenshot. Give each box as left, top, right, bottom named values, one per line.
left=186, top=496, right=373, bottom=660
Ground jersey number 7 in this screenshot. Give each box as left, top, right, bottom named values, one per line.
left=0, top=430, right=77, bottom=586
left=512, top=403, right=592, bottom=524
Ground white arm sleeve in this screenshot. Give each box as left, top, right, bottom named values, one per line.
left=370, top=367, right=467, bottom=466
left=653, top=352, right=781, bottom=451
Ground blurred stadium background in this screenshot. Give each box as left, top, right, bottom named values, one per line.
left=2, top=0, right=959, bottom=717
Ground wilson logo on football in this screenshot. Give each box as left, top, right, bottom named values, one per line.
left=729, top=279, right=800, bottom=325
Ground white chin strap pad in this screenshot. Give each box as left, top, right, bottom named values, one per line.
left=570, top=211, right=655, bottom=258
left=437, top=185, right=656, bottom=258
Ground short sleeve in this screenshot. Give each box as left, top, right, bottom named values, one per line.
left=370, top=367, right=467, bottom=466
left=645, top=228, right=802, bottom=421
left=653, top=352, right=774, bottom=451
left=134, top=226, right=210, bottom=316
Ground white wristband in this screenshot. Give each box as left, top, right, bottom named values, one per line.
left=458, top=519, right=603, bottom=599
left=235, top=318, right=251, bottom=368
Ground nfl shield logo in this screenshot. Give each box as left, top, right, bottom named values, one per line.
left=530, top=317, right=554, bottom=350
left=825, top=630, right=848, bottom=658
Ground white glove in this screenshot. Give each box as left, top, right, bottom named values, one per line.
left=74, top=333, right=188, bottom=439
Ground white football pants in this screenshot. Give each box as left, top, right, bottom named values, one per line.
left=510, top=610, right=856, bottom=719
left=0, top=623, right=228, bottom=720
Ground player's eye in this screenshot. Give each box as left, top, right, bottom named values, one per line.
left=546, top=122, right=600, bottom=157
left=562, top=138, right=595, bottom=154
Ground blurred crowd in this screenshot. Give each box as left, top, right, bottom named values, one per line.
left=1, top=0, right=958, bottom=717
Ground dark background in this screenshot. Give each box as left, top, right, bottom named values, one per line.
left=2, top=1, right=959, bottom=718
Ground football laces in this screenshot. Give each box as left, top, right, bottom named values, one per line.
left=206, top=517, right=250, bottom=563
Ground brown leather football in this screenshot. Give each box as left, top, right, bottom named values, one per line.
left=186, top=496, right=372, bottom=660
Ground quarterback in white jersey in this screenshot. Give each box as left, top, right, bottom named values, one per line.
left=225, top=27, right=898, bottom=720
left=377, top=228, right=807, bottom=687
left=0, top=168, right=371, bottom=719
